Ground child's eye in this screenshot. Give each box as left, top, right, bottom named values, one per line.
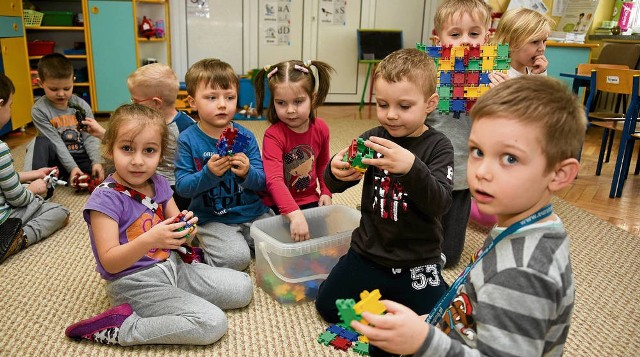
left=400, top=104, right=411, bottom=110
left=295, top=99, right=304, bottom=105
left=275, top=100, right=285, bottom=106
left=144, top=147, right=156, bottom=154
left=121, top=145, right=132, bottom=152
left=470, top=147, right=483, bottom=158
left=377, top=102, right=388, bottom=108
left=227, top=95, right=236, bottom=101
left=501, top=154, right=518, bottom=165
left=449, top=32, right=460, bottom=38
left=207, top=96, right=216, bottom=100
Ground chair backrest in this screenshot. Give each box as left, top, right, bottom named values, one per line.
left=577, top=63, right=629, bottom=76
left=594, top=68, right=640, bottom=95
left=584, top=68, right=640, bottom=118
left=596, top=43, right=640, bottom=68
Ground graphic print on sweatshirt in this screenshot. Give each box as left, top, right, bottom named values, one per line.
left=284, top=145, right=314, bottom=192
left=125, top=204, right=170, bottom=261
left=51, top=114, right=86, bottom=154
left=372, top=153, right=408, bottom=221
left=193, top=156, right=245, bottom=215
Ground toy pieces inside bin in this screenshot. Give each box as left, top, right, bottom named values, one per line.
left=27, top=40, right=55, bottom=56
left=41, top=11, right=74, bottom=27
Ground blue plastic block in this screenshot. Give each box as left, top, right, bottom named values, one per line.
left=427, top=46, right=442, bottom=58
left=454, top=58, right=466, bottom=71
left=479, top=72, right=491, bottom=85
left=452, top=99, right=466, bottom=112
left=440, top=71, right=451, bottom=85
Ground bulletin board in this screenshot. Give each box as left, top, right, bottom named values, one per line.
left=356, top=29, right=403, bottom=61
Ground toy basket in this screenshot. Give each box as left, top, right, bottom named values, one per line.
left=23, top=9, right=44, bottom=27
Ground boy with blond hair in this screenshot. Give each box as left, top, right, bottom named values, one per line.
left=352, top=76, right=583, bottom=357
left=427, top=0, right=492, bottom=268
left=493, top=8, right=554, bottom=77
left=175, top=59, right=269, bottom=271
left=316, top=48, right=453, bottom=356
left=127, top=63, right=195, bottom=209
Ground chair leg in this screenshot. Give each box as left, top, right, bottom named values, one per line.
left=610, top=136, right=627, bottom=198
left=596, top=129, right=609, bottom=176
left=605, top=131, right=615, bottom=163
left=619, top=140, right=637, bottom=196
left=635, top=145, right=640, bottom=175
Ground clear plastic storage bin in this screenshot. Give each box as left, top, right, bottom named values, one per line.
left=251, top=205, right=360, bottom=304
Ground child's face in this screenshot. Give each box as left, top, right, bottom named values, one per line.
left=273, top=82, right=312, bottom=133
left=511, top=35, right=548, bottom=71
left=189, top=81, right=237, bottom=130
left=0, top=93, right=13, bottom=127
left=38, top=76, right=74, bottom=110
left=467, top=117, right=555, bottom=227
left=435, top=12, right=489, bottom=47
left=111, top=121, right=162, bottom=191
left=374, top=78, right=437, bottom=138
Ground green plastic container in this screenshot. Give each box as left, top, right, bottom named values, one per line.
left=41, top=11, right=74, bottom=26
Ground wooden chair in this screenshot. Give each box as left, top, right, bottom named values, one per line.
left=610, top=75, right=640, bottom=197
left=578, top=64, right=631, bottom=162
left=583, top=68, right=640, bottom=197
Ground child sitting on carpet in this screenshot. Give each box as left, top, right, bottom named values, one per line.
left=0, top=73, right=70, bottom=263
left=175, top=58, right=270, bottom=271
left=254, top=59, right=334, bottom=241
left=351, top=76, right=583, bottom=356
left=315, top=48, right=454, bottom=357
left=23, top=53, right=104, bottom=189
left=65, top=104, right=252, bottom=346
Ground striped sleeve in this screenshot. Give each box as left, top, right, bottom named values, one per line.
left=418, top=228, right=574, bottom=357
left=0, top=141, right=33, bottom=215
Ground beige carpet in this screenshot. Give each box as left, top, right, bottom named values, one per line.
left=1, top=117, right=638, bottom=356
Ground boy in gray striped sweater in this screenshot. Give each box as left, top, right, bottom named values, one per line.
left=351, top=76, right=585, bottom=357
left=0, top=73, right=69, bottom=263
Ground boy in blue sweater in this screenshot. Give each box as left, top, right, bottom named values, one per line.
left=175, top=58, right=270, bottom=271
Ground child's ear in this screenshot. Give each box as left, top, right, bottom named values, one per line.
left=424, top=93, right=439, bottom=114
left=0, top=99, right=4, bottom=106
left=483, top=30, right=490, bottom=45
left=548, top=158, right=580, bottom=192
left=187, top=95, right=196, bottom=109
left=433, top=35, right=441, bottom=45
left=36, top=78, right=43, bottom=88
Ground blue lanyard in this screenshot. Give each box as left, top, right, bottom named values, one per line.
left=426, top=204, right=553, bottom=325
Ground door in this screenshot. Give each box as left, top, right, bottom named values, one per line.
left=87, top=0, right=136, bottom=112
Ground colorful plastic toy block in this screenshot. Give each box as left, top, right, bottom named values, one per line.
left=342, top=138, right=374, bottom=173
left=216, top=127, right=249, bottom=156
left=318, top=331, right=337, bottom=346
left=419, top=43, right=509, bottom=117
left=330, top=336, right=352, bottom=351
left=353, top=341, right=370, bottom=355
left=336, top=298, right=360, bottom=326
left=353, top=289, right=386, bottom=320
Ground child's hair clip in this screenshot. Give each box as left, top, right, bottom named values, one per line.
left=294, top=64, right=309, bottom=74
left=267, top=66, right=278, bottom=79
left=303, top=59, right=312, bottom=67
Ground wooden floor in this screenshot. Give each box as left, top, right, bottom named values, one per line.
left=4, top=104, right=638, bottom=236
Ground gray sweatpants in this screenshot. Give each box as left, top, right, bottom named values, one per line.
left=8, top=195, right=69, bottom=245
left=106, top=252, right=253, bottom=346
left=197, top=212, right=273, bottom=271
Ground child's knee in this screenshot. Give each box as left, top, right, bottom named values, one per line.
left=314, top=287, right=340, bottom=323
left=197, top=307, right=228, bottom=345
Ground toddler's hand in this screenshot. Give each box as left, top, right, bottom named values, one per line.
left=287, top=210, right=310, bottom=241
left=176, top=210, right=198, bottom=238
left=92, top=164, right=105, bottom=182
left=488, top=71, right=510, bottom=88
left=82, top=117, right=106, bottom=139
left=318, top=194, right=332, bottom=206
left=331, top=147, right=364, bottom=182
left=207, top=154, right=231, bottom=177
left=28, top=179, right=48, bottom=196
left=230, top=152, right=250, bottom=178
left=351, top=300, right=429, bottom=356
left=362, top=136, right=414, bottom=175
left=144, top=216, right=190, bottom=250
left=531, top=54, right=548, bottom=74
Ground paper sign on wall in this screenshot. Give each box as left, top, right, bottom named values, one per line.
left=263, top=0, right=291, bottom=45
left=320, top=0, right=346, bottom=25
